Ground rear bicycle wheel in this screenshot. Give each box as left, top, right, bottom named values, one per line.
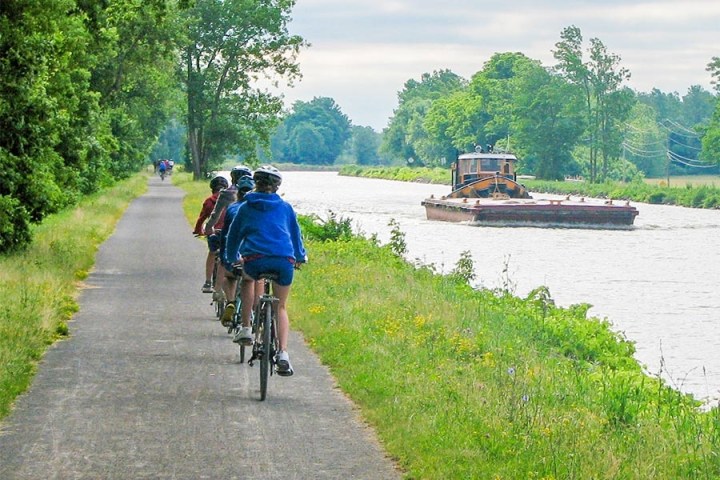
left=259, top=302, right=272, bottom=401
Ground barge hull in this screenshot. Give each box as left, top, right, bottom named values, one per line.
left=422, top=198, right=639, bottom=228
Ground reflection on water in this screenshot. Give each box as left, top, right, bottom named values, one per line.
left=281, top=171, right=720, bottom=402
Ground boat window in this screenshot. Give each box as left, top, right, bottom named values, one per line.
left=481, top=158, right=502, bottom=172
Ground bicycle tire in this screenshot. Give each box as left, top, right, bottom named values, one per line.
left=259, top=301, right=272, bottom=401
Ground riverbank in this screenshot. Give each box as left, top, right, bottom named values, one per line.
left=339, top=165, right=720, bottom=209
left=177, top=173, right=720, bottom=479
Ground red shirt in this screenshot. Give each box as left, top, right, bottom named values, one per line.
left=193, top=192, right=225, bottom=234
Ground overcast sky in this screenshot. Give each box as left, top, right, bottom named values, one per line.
left=277, top=0, right=719, bottom=131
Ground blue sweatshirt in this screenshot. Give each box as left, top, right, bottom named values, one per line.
left=224, top=192, right=306, bottom=266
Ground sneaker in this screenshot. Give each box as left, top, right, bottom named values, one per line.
left=232, top=326, right=253, bottom=345
left=220, top=302, right=235, bottom=327
left=275, top=350, right=294, bottom=377
left=202, top=282, right=213, bottom=293
left=212, top=290, right=226, bottom=302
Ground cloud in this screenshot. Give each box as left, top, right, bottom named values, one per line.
left=283, top=0, right=720, bottom=130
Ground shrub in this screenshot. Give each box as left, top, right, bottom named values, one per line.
left=0, top=195, right=31, bottom=254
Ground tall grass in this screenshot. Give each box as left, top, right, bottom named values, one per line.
left=177, top=175, right=720, bottom=478
left=0, top=175, right=147, bottom=419
left=292, top=235, right=720, bottom=479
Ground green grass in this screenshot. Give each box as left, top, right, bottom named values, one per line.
left=0, top=174, right=148, bottom=419
left=289, top=238, right=720, bottom=479
left=644, top=175, right=720, bottom=187
left=177, top=174, right=720, bottom=479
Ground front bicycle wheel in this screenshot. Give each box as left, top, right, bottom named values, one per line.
left=259, top=301, right=272, bottom=401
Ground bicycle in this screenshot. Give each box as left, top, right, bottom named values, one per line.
left=247, top=272, right=280, bottom=401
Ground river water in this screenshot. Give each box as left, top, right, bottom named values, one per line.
left=278, top=171, right=720, bottom=402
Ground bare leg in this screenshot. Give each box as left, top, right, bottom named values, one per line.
left=272, top=283, right=291, bottom=351
left=240, top=275, right=256, bottom=328
left=222, top=274, right=237, bottom=302
left=204, top=252, right=214, bottom=283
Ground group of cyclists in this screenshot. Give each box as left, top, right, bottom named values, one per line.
left=156, top=159, right=174, bottom=180
left=193, top=165, right=306, bottom=377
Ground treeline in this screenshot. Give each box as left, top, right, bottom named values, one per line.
left=268, top=27, right=720, bottom=185
left=0, top=1, right=303, bottom=253
left=380, top=27, right=720, bottom=182
left=0, top=1, right=183, bottom=252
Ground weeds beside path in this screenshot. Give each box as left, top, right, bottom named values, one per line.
left=0, top=174, right=147, bottom=419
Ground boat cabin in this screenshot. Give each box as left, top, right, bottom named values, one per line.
left=451, top=148, right=519, bottom=191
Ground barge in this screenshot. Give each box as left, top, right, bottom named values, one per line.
left=421, top=148, right=639, bottom=228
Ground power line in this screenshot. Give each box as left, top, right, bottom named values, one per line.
left=667, top=151, right=717, bottom=168
left=660, top=119, right=701, bottom=138
left=622, top=142, right=665, bottom=157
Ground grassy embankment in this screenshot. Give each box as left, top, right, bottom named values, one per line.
left=0, top=175, right=148, bottom=419
left=177, top=172, right=720, bottom=479
left=340, top=165, right=720, bottom=209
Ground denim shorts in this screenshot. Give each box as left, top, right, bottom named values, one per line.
left=243, top=256, right=295, bottom=286
left=207, top=234, right=221, bottom=253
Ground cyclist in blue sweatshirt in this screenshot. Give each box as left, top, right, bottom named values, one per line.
left=224, top=165, right=306, bottom=376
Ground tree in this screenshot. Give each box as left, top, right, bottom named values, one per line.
left=513, top=65, right=585, bottom=179
left=273, top=97, right=351, bottom=164
left=181, top=0, right=305, bottom=178
left=622, top=103, right=665, bottom=177
left=553, top=26, right=634, bottom=182
left=78, top=0, right=183, bottom=182
left=351, top=126, right=381, bottom=165
left=381, top=70, right=466, bottom=164
left=700, top=57, right=720, bottom=164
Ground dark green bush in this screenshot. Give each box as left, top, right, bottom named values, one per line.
left=0, top=195, right=31, bottom=254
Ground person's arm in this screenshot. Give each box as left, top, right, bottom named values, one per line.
left=193, top=198, right=213, bottom=235
left=287, top=207, right=307, bottom=263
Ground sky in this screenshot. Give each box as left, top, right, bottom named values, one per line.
left=277, top=0, right=720, bottom=131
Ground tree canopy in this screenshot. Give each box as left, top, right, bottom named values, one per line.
left=181, top=0, right=306, bottom=178
left=270, top=97, right=351, bottom=164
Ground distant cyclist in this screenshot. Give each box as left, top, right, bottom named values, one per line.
left=224, top=165, right=307, bottom=376
left=193, top=174, right=229, bottom=293
left=158, top=160, right=167, bottom=180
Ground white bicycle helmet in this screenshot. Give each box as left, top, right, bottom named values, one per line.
left=253, top=165, right=282, bottom=187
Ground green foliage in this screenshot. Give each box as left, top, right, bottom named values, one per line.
left=350, top=126, right=382, bottom=165
left=298, top=211, right=355, bottom=242
left=274, top=97, right=351, bottom=165
left=0, top=1, right=182, bottom=252
left=0, top=195, right=31, bottom=253
left=449, top=250, right=476, bottom=284
left=380, top=69, right=466, bottom=165
left=342, top=165, right=720, bottom=210
left=387, top=219, right=407, bottom=257
left=181, top=0, right=306, bottom=178
left=289, top=232, right=718, bottom=478
left=553, top=25, right=634, bottom=182
left=701, top=97, right=720, bottom=164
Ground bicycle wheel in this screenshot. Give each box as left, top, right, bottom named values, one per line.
left=259, top=301, right=272, bottom=401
